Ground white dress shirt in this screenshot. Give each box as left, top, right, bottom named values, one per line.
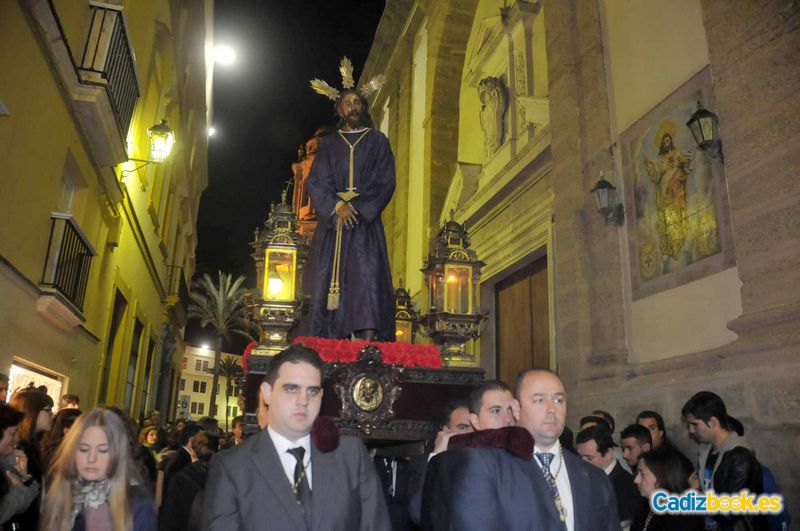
left=268, top=426, right=313, bottom=489
left=534, top=440, right=574, bottom=531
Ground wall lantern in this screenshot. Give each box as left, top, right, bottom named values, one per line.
left=146, top=119, right=175, bottom=162
left=394, top=281, right=419, bottom=344
left=124, top=119, right=176, bottom=175
left=590, top=171, right=624, bottom=226
left=249, top=190, right=308, bottom=354
left=686, top=101, right=723, bottom=162
left=420, top=211, right=486, bottom=364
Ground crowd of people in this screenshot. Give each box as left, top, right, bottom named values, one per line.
left=0, top=374, right=246, bottom=531
left=0, top=350, right=789, bottom=531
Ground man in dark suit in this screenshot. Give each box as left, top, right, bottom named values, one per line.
left=576, top=425, right=645, bottom=526
left=406, top=399, right=472, bottom=526
left=418, top=380, right=518, bottom=530
left=450, top=369, right=620, bottom=530
left=202, top=345, right=391, bottom=531
left=162, top=422, right=201, bottom=498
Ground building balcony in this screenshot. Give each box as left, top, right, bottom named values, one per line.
left=37, top=214, right=97, bottom=330
left=22, top=0, right=142, bottom=202
left=76, top=3, right=141, bottom=146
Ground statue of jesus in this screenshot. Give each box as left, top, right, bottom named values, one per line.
left=304, top=88, right=396, bottom=342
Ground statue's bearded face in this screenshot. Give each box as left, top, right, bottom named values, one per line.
left=337, top=91, right=367, bottom=129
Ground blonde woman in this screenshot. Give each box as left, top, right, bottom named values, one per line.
left=42, top=407, right=157, bottom=531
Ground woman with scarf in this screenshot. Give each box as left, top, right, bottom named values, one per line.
left=41, top=407, right=157, bottom=530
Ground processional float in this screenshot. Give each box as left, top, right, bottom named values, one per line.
left=241, top=137, right=487, bottom=443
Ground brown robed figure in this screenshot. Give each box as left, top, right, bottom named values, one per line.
left=303, top=86, right=396, bottom=342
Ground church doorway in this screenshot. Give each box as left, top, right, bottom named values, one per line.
left=495, top=255, right=550, bottom=386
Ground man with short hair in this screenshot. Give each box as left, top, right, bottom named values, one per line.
left=407, top=399, right=473, bottom=526
left=620, top=424, right=652, bottom=470
left=203, top=345, right=390, bottom=531
left=682, top=391, right=765, bottom=531
left=450, top=369, right=620, bottom=530
left=160, top=432, right=220, bottom=531
left=468, top=380, right=517, bottom=431
left=576, top=426, right=644, bottom=527
left=230, top=416, right=245, bottom=445
left=417, top=382, right=518, bottom=529
left=636, top=409, right=694, bottom=479
left=163, top=422, right=202, bottom=498
left=579, top=415, right=611, bottom=432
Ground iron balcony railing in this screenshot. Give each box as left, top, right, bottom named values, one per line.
left=41, top=215, right=97, bottom=313
left=77, top=2, right=140, bottom=138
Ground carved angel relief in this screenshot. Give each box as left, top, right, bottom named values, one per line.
left=479, top=76, right=508, bottom=161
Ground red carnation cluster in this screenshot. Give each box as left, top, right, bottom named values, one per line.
left=293, top=336, right=442, bottom=368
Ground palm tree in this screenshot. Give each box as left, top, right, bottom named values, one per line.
left=187, top=271, right=251, bottom=421
left=217, top=356, right=243, bottom=432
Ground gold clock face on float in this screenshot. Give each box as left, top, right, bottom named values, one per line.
left=352, top=376, right=383, bottom=411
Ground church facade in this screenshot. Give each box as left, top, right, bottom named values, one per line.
left=362, top=0, right=800, bottom=513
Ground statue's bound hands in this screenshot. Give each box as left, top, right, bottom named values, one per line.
left=336, top=202, right=359, bottom=229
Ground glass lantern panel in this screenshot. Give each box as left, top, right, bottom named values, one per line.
left=594, top=187, right=610, bottom=211
left=444, top=265, right=471, bottom=314
left=699, top=116, right=714, bottom=141
left=395, top=320, right=413, bottom=343
left=431, top=271, right=445, bottom=310
left=149, top=131, right=175, bottom=162
left=263, top=249, right=296, bottom=301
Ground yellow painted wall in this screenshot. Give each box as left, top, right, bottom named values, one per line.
left=602, top=0, right=709, bottom=132
left=0, top=1, right=208, bottom=415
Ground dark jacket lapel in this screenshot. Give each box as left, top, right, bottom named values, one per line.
left=564, top=451, right=591, bottom=531
left=248, top=430, right=306, bottom=530
left=310, top=442, right=337, bottom=531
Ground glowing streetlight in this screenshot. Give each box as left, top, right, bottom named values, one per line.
left=214, top=45, right=236, bottom=65
left=208, top=126, right=217, bottom=137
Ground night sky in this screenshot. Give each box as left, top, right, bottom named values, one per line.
left=186, top=1, right=385, bottom=349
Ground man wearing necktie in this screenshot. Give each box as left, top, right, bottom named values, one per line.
left=449, top=369, right=620, bottom=530
left=202, top=345, right=391, bottom=531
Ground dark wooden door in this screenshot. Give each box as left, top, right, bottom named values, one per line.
left=496, top=255, right=550, bottom=386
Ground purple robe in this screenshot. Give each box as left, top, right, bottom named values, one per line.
left=303, top=128, right=396, bottom=341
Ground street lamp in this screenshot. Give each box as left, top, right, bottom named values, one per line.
left=146, top=119, right=175, bottom=162
left=686, top=101, right=723, bottom=162
left=420, top=211, right=486, bottom=364
left=590, top=171, right=624, bottom=226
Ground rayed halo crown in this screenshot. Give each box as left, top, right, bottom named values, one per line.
left=310, top=56, right=388, bottom=102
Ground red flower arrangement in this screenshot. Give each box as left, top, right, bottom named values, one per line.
left=293, top=336, right=443, bottom=368
left=242, top=340, right=257, bottom=372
